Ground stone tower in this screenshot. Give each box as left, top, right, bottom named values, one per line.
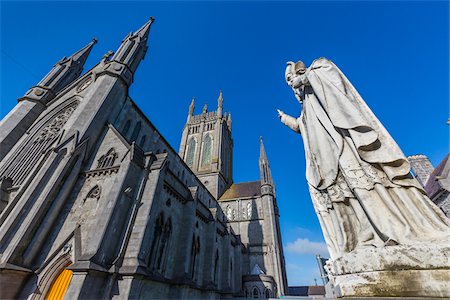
left=179, top=91, right=233, bottom=199
left=0, top=39, right=96, bottom=161
left=257, top=137, right=288, bottom=296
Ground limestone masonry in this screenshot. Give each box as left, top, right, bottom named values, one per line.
left=0, top=19, right=287, bottom=299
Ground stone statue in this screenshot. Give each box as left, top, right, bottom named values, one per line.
left=278, top=57, right=450, bottom=297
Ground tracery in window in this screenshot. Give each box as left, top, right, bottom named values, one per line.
left=156, top=218, right=172, bottom=273
left=186, top=138, right=196, bottom=168
left=97, top=148, right=117, bottom=169
left=148, top=213, right=164, bottom=269
left=201, top=134, right=212, bottom=167
left=0, top=102, right=78, bottom=186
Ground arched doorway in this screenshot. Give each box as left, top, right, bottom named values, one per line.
left=45, top=267, right=73, bottom=300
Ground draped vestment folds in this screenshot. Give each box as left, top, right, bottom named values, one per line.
left=282, top=58, right=450, bottom=260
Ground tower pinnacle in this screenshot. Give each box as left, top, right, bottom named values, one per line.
left=111, top=18, right=154, bottom=75
left=217, top=90, right=223, bottom=117
left=259, top=137, right=274, bottom=188
left=20, top=38, right=97, bottom=104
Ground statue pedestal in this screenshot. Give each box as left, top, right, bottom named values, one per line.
left=327, top=242, right=450, bottom=298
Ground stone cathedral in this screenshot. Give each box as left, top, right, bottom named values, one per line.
left=0, top=19, right=287, bottom=299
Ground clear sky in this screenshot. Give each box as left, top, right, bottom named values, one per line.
left=1, top=1, right=448, bottom=286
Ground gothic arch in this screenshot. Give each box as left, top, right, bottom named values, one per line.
left=252, top=286, right=260, bottom=298
left=139, top=135, right=146, bottom=147
left=85, top=185, right=101, bottom=201
left=155, top=218, right=172, bottom=273
left=123, top=120, right=131, bottom=136
left=185, top=137, right=197, bottom=168
left=201, top=134, right=212, bottom=167
left=0, top=100, right=79, bottom=187
left=213, top=249, right=219, bottom=285
left=31, top=253, right=72, bottom=300
left=97, top=148, right=117, bottom=169
left=148, top=212, right=164, bottom=269
left=130, top=121, right=142, bottom=141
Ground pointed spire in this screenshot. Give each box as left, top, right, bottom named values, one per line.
left=260, top=136, right=267, bottom=161
left=202, top=104, right=208, bottom=115
left=189, top=97, right=195, bottom=115
left=69, top=38, right=97, bottom=67
left=217, top=90, right=223, bottom=117
left=20, top=39, right=97, bottom=104
left=187, top=97, right=195, bottom=122
left=111, top=17, right=154, bottom=74
left=227, top=113, right=232, bottom=130
left=259, top=136, right=273, bottom=188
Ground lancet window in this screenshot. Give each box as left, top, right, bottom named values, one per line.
left=0, top=102, right=78, bottom=186
left=97, top=148, right=117, bottom=169
left=190, top=235, right=200, bottom=279
left=139, top=135, right=146, bottom=147
left=186, top=138, right=196, bottom=168
left=130, top=121, right=142, bottom=141
left=148, top=213, right=164, bottom=269
left=155, top=218, right=172, bottom=273
left=148, top=213, right=172, bottom=275
left=213, top=250, right=219, bottom=285
left=123, top=120, right=131, bottom=137
left=201, top=134, right=212, bottom=167
left=252, top=287, right=260, bottom=298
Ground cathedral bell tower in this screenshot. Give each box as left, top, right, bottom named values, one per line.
left=179, top=91, right=233, bottom=199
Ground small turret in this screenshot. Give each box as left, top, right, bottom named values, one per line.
left=20, top=38, right=97, bottom=105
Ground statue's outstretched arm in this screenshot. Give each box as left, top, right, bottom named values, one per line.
left=277, top=109, right=300, bottom=134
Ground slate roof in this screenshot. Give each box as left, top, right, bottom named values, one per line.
left=219, top=181, right=261, bottom=200
left=425, top=154, right=450, bottom=198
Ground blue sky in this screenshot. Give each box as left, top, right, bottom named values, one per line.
left=1, top=1, right=448, bottom=286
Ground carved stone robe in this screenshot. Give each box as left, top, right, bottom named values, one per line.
left=281, top=58, right=449, bottom=259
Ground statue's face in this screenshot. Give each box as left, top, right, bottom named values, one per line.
left=285, top=69, right=303, bottom=102
left=285, top=69, right=303, bottom=89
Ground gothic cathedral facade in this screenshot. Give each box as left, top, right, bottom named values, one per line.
left=0, top=19, right=287, bottom=299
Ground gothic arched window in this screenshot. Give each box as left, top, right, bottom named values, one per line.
left=156, top=218, right=172, bottom=273
left=213, top=250, right=219, bottom=285
left=0, top=102, right=78, bottom=186
left=265, top=288, right=271, bottom=298
left=97, top=148, right=117, bottom=169
left=79, top=185, right=101, bottom=225
left=139, top=135, right=146, bottom=147
left=229, top=260, right=233, bottom=287
left=130, top=121, right=142, bottom=141
left=190, top=235, right=200, bottom=280
left=186, top=138, right=196, bottom=168
left=252, top=287, right=260, bottom=298
left=123, top=120, right=131, bottom=136
left=201, top=134, right=212, bottom=167
left=149, top=213, right=164, bottom=269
